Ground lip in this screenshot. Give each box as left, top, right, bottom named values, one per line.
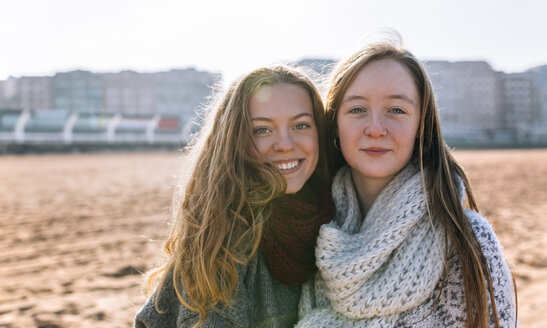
left=361, top=147, right=390, bottom=156
left=272, top=159, right=303, bottom=174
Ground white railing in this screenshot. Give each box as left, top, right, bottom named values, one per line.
left=0, top=110, right=189, bottom=145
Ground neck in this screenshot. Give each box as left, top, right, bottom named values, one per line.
left=350, top=169, right=392, bottom=216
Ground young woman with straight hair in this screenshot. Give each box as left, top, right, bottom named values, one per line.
left=135, top=65, right=334, bottom=327
left=297, top=38, right=517, bottom=328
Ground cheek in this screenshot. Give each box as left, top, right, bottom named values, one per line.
left=297, top=134, right=319, bottom=161
left=337, top=120, right=358, bottom=146
left=393, top=125, right=419, bottom=152
left=249, top=138, right=269, bottom=159
left=337, top=129, right=357, bottom=163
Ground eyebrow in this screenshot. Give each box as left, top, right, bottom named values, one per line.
left=341, top=94, right=416, bottom=106
left=251, top=112, right=314, bottom=122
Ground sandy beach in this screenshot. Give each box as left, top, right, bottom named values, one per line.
left=0, top=149, right=545, bottom=327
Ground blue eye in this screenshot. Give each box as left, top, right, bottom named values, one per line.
left=390, top=107, right=405, bottom=114
left=294, top=123, right=311, bottom=130
left=253, top=127, right=270, bottom=135
left=349, top=107, right=364, bottom=114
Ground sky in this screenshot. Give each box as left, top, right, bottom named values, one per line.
left=1, top=0, right=546, bottom=83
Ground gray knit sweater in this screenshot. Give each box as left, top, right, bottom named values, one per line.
left=297, top=165, right=517, bottom=327
left=299, top=212, right=517, bottom=327
left=134, top=253, right=301, bottom=328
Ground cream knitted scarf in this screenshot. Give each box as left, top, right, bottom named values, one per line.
left=297, top=164, right=446, bottom=327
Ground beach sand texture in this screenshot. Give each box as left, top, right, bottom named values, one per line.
left=0, top=150, right=545, bottom=327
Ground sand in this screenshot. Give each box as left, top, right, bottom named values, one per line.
left=0, top=149, right=545, bottom=327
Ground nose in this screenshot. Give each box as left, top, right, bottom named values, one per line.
left=364, top=113, right=387, bottom=138
left=273, top=129, right=295, bottom=151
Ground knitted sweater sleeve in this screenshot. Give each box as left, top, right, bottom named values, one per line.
left=134, top=264, right=250, bottom=328
left=466, top=209, right=518, bottom=327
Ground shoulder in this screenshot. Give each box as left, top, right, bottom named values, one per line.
left=134, top=267, right=251, bottom=328
left=464, top=209, right=518, bottom=325
left=464, top=209, right=508, bottom=265
left=464, top=209, right=511, bottom=277
left=465, top=209, right=497, bottom=242
left=134, top=282, right=195, bottom=328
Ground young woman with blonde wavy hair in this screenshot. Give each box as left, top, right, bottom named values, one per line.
left=134, top=65, right=334, bottom=327
left=296, top=38, right=517, bottom=327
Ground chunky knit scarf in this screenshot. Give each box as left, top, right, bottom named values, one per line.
left=261, top=176, right=335, bottom=286
left=297, top=164, right=446, bottom=327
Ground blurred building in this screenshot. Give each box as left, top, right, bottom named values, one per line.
left=530, top=65, right=547, bottom=128
left=153, top=68, right=218, bottom=120
left=424, top=61, right=504, bottom=144
left=101, top=68, right=219, bottom=118
left=0, top=77, right=19, bottom=109
left=0, top=68, right=218, bottom=116
left=0, top=80, right=6, bottom=107
left=53, top=70, right=104, bottom=113
left=102, top=70, right=155, bottom=116
left=17, top=76, right=54, bottom=110
left=0, top=67, right=219, bottom=145
left=501, top=72, right=539, bottom=142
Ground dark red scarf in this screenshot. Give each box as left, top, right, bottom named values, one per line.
left=261, top=176, right=334, bottom=285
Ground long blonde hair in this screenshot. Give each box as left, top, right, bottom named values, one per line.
left=324, top=41, right=516, bottom=328
left=145, top=65, right=327, bottom=326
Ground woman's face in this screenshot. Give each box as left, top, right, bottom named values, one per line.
left=336, top=58, right=420, bottom=190
left=249, top=83, right=319, bottom=194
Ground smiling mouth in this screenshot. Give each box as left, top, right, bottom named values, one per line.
left=275, top=160, right=301, bottom=173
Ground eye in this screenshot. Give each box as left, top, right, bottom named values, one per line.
left=389, top=107, right=406, bottom=114
left=294, top=122, right=311, bottom=130
left=348, top=107, right=365, bottom=114
left=253, top=127, right=271, bottom=135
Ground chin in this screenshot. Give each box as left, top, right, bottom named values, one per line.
left=285, top=183, right=303, bottom=194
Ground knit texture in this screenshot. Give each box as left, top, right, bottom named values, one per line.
left=135, top=253, right=302, bottom=327
left=297, top=165, right=517, bottom=327
left=261, top=177, right=335, bottom=285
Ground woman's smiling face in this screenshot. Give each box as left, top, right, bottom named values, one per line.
left=249, top=83, right=319, bottom=194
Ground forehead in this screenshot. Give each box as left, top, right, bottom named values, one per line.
left=249, top=83, right=313, bottom=117
left=345, top=58, right=419, bottom=102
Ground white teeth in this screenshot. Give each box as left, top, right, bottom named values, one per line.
left=277, top=160, right=299, bottom=170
